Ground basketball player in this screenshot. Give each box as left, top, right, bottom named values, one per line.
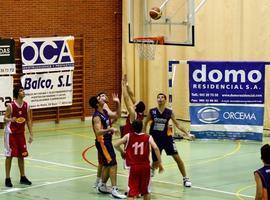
left=254, top=144, right=270, bottom=200
left=114, top=119, right=164, bottom=200
left=3, top=86, right=33, bottom=187
left=121, top=75, right=145, bottom=137
left=89, top=94, right=126, bottom=199
left=92, top=92, right=120, bottom=188
left=143, top=93, right=194, bottom=187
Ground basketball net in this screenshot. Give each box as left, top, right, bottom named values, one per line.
left=133, top=36, right=164, bottom=60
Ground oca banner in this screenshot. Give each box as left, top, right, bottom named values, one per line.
left=188, top=61, right=266, bottom=141
left=0, top=77, right=13, bottom=122
left=20, top=36, right=74, bottom=73
left=21, top=71, right=73, bottom=109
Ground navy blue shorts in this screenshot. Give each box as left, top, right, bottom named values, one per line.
left=95, top=140, right=117, bottom=166
left=151, top=136, right=178, bottom=162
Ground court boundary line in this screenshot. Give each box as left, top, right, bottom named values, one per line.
left=31, top=155, right=254, bottom=198
left=0, top=174, right=96, bottom=195
left=0, top=155, right=254, bottom=199
left=0, top=154, right=96, bottom=172
left=152, top=179, right=254, bottom=199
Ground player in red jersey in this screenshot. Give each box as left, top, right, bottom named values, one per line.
left=114, top=120, right=164, bottom=200
left=3, top=86, right=33, bottom=187
left=121, top=75, right=145, bottom=137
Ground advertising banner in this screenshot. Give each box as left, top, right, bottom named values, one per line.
left=20, top=36, right=74, bottom=73
left=21, top=71, right=73, bottom=109
left=189, top=61, right=265, bottom=104
left=189, top=104, right=264, bottom=141
left=0, top=39, right=15, bottom=75
left=188, top=61, right=266, bottom=141
left=0, top=77, right=13, bottom=122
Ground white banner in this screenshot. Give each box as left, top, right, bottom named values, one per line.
left=0, top=77, right=13, bottom=122
left=21, top=72, right=73, bottom=109
left=20, top=36, right=74, bottom=73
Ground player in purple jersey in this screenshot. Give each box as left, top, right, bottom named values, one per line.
left=254, top=144, right=270, bottom=200
left=91, top=92, right=119, bottom=188
left=89, top=94, right=126, bottom=199
left=144, top=93, right=194, bottom=187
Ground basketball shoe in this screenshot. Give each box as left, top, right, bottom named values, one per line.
left=183, top=177, right=192, bottom=187
left=111, top=186, right=126, bottom=199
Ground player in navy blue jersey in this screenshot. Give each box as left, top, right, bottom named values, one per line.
left=89, top=94, right=126, bottom=199
left=144, top=93, right=194, bottom=187
left=91, top=92, right=119, bottom=188
left=254, top=144, right=270, bottom=200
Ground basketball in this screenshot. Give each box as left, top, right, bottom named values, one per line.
left=149, top=7, right=162, bottom=20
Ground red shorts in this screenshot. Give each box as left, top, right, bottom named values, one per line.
left=128, top=165, right=151, bottom=197
left=4, top=133, right=28, bottom=157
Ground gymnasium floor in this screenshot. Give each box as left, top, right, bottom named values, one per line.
left=0, top=119, right=269, bottom=200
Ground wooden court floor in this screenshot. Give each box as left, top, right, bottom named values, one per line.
left=0, top=119, right=269, bottom=200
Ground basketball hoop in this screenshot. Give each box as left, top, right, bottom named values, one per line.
left=133, top=36, right=164, bottom=60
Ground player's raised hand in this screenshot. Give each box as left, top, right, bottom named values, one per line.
left=112, top=93, right=120, bottom=103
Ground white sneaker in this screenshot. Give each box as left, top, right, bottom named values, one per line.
left=111, top=187, right=126, bottom=199
left=183, top=177, right=192, bottom=187
left=97, top=183, right=111, bottom=194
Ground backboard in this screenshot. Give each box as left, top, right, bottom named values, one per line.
left=128, top=0, right=195, bottom=46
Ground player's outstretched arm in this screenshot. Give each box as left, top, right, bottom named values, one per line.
left=106, top=93, right=121, bottom=120
left=123, top=74, right=136, bottom=104
left=149, top=136, right=164, bottom=173
left=143, top=111, right=152, bottom=133
left=122, top=78, right=136, bottom=121
left=114, top=134, right=128, bottom=159
left=171, top=111, right=195, bottom=140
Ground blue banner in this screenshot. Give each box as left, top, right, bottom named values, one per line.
left=189, top=61, right=265, bottom=104
left=188, top=61, right=266, bottom=141
left=190, top=105, right=264, bottom=126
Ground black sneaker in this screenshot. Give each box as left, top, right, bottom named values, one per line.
left=20, top=176, right=32, bottom=185
left=5, top=178, right=13, bottom=187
